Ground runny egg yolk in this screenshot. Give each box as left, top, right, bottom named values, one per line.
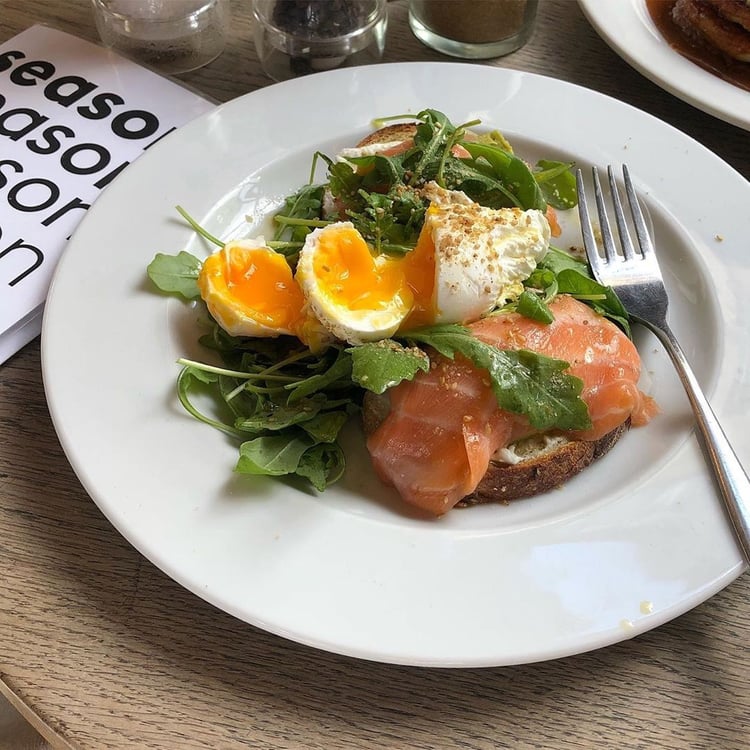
left=399, top=215, right=437, bottom=331
left=310, top=224, right=412, bottom=312
left=198, top=241, right=307, bottom=337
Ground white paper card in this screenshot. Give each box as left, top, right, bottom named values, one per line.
left=0, top=25, right=215, bottom=362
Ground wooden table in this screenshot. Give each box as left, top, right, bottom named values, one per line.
left=2, top=1, right=749, bottom=748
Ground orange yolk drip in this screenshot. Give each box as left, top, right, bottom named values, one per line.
left=399, top=215, right=437, bottom=330
left=312, top=225, right=408, bottom=311
left=199, top=245, right=306, bottom=329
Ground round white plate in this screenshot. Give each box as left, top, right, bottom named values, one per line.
left=42, top=62, right=749, bottom=667
left=578, top=0, right=750, bottom=131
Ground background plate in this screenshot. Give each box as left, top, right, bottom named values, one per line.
left=42, top=62, right=749, bottom=667
left=578, top=0, right=750, bottom=131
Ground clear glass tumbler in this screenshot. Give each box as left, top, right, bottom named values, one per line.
left=252, top=0, right=388, bottom=82
left=409, top=0, right=538, bottom=59
left=91, top=0, right=230, bottom=74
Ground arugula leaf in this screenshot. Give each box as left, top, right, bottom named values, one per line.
left=539, top=245, right=588, bottom=275
left=522, top=267, right=558, bottom=303
left=533, top=160, right=578, bottom=210
left=299, top=410, right=351, bottom=443
left=327, top=159, right=363, bottom=209
left=176, top=366, right=246, bottom=438
left=235, top=393, right=328, bottom=432
left=403, top=324, right=591, bottom=431
left=235, top=431, right=345, bottom=490
left=296, top=443, right=346, bottom=491
left=272, top=183, right=326, bottom=246
left=348, top=340, right=430, bottom=394
left=235, top=433, right=314, bottom=476
left=406, top=109, right=454, bottom=185
left=147, top=251, right=202, bottom=299
left=516, top=290, right=554, bottom=324
left=286, top=348, right=353, bottom=404
left=172, top=336, right=359, bottom=491
left=327, top=154, right=426, bottom=252
left=175, top=206, right=223, bottom=247
left=460, top=142, right=546, bottom=210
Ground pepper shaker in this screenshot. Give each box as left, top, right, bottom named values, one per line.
left=252, top=0, right=388, bottom=81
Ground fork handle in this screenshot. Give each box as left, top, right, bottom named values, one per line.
left=640, top=317, right=750, bottom=564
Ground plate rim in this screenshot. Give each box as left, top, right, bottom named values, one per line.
left=41, top=61, right=749, bottom=667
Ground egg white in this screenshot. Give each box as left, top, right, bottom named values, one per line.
left=198, top=238, right=331, bottom=351
left=295, top=223, right=412, bottom=346
left=422, top=184, right=551, bottom=324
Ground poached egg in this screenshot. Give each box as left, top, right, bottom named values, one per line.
left=197, top=185, right=551, bottom=348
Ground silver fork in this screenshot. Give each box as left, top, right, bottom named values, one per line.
left=577, top=164, right=750, bottom=563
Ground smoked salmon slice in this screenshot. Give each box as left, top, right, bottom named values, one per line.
left=366, top=294, right=657, bottom=515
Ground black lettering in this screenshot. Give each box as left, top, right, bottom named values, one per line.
left=93, top=159, right=129, bottom=189
left=44, top=75, right=98, bottom=107
left=111, top=109, right=159, bottom=140
left=144, top=125, right=176, bottom=150
left=0, top=238, right=44, bottom=287
left=10, top=60, right=56, bottom=86
left=42, top=196, right=90, bottom=226
left=60, top=143, right=111, bottom=175
left=0, top=108, right=49, bottom=140
left=0, top=50, right=25, bottom=73
left=8, top=178, right=59, bottom=212
left=26, top=124, right=76, bottom=155
left=77, top=91, right=124, bottom=121
left=0, top=159, right=22, bottom=188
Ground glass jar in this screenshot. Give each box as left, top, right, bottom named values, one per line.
left=408, top=0, right=538, bottom=59
left=91, top=0, right=230, bottom=74
left=252, top=0, right=388, bottom=81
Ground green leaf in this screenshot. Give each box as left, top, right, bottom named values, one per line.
left=176, top=366, right=245, bottom=438
left=403, top=324, right=591, bottom=431
left=286, top=349, right=354, bottom=404
left=273, top=183, right=325, bottom=244
left=534, top=160, right=578, bottom=210
left=235, top=433, right=314, bottom=476
left=175, top=206, right=223, bottom=247
left=296, top=443, right=346, bottom=491
left=406, top=110, right=453, bottom=185
left=235, top=433, right=346, bottom=490
left=522, top=267, right=558, bottom=303
left=235, top=393, right=328, bottom=432
left=348, top=340, right=430, bottom=394
left=147, top=251, right=202, bottom=299
left=516, top=290, right=554, bottom=323
left=539, top=245, right=588, bottom=275
left=299, top=410, right=351, bottom=443
left=460, top=142, right=546, bottom=210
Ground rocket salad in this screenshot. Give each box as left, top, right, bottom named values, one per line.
left=147, top=109, right=628, bottom=491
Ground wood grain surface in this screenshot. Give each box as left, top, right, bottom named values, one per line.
left=1, top=1, right=749, bottom=748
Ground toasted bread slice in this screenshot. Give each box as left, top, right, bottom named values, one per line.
left=356, top=123, right=417, bottom=148
left=362, top=391, right=629, bottom=505
left=460, top=423, right=628, bottom=505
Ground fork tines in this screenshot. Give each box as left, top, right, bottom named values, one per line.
left=576, top=164, right=656, bottom=269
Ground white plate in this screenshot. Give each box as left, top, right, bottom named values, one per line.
left=42, top=62, right=749, bottom=667
left=578, top=0, right=750, bottom=131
